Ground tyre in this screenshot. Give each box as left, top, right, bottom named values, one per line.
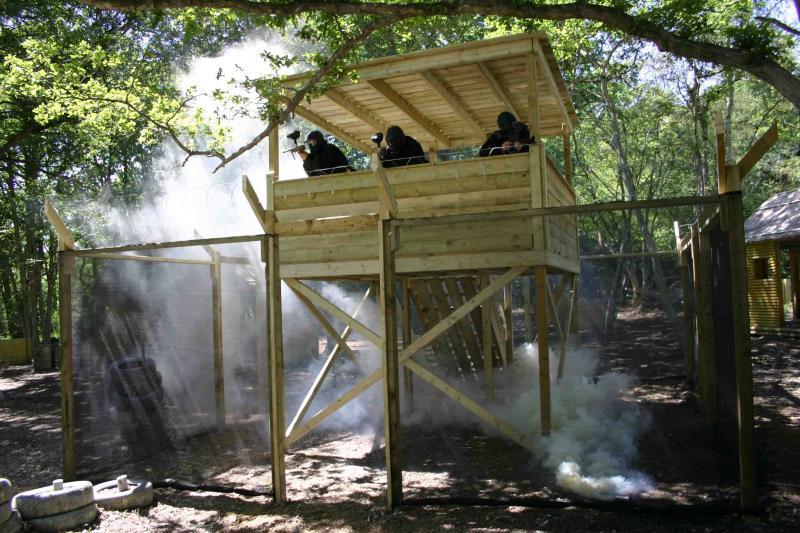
left=0, top=511, right=21, bottom=533
left=0, top=479, right=10, bottom=505
left=94, top=477, right=154, bottom=510
left=11, top=480, right=93, bottom=519
left=108, top=357, right=162, bottom=397
left=110, top=385, right=164, bottom=413
left=25, top=503, right=97, bottom=533
left=0, top=502, right=10, bottom=524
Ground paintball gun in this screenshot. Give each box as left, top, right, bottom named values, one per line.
left=284, top=130, right=306, bottom=158
left=371, top=132, right=383, bottom=147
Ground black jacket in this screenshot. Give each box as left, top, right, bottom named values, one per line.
left=379, top=135, right=427, bottom=167
left=479, top=123, right=531, bottom=157
left=303, top=142, right=350, bottom=176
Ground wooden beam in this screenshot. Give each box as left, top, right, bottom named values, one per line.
left=284, top=278, right=383, bottom=347
left=503, top=284, right=513, bottom=364
left=242, top=175, right=269, bottom=233
left=44, top=200, right=75, bottom=251
left=68, top=234, right=265, bottom=256
left=276, top=214, right=379, bottom=236
left=211, top=251, right=225, bottom=429
left=404, top=359, right=534, bottom=452
left=736, top=123, right=778, bottom=180
left=532, top=39, right=572, bottom=132
left=562, top=124, right=572, bottom=186
left=285, top=285, right=372, bottom=438
left=535, top=265, right=551, bottom=436
left=477, top=61, right=520, bottom=118
left=379, top=218, right=402, bottom=509
left=266, top=236, right=286, bottom=503
left=59, top=253, right=75, bottom=480
left=326, top=88, right=387, bottom=132
left=293, top=104, right=374, bottom=154
left=691, top=225, right=716, bottom=420
left=77, top=253, right=212, bottom=266
left=367, top=79, right=452, bottom=148
left=481, top=274, right=494, bottom=399
left=724, top=192, right=758, bottom=511
left=285, top=266, right=525, bottom=445
left=401, top=280, right=414, bottom=412
left=419, top=70, right=486, bottom=138
left=371, top=153, right=399, bottom=219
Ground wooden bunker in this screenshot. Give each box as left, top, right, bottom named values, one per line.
left=47, top=33, right=777, bottom=513
left=743, top=190, right=800, bottom=334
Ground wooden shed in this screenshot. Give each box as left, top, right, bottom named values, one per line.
left=744, top=190, right=800, bottom=333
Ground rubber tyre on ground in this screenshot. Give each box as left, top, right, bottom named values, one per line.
left=110, top=385, right=164, bottom=413
left=108, top=357, right=162, bottom=395
left=0, top=479, right=11, bottom=505
left=25, top=503, right=97, bottom=533
left=0, top=511, right=21, bottom=533
left=94, top=479, right=154, bottom=510
left=0, top=502, right=10, bottom=524
left=11, top=481, right=93, bottom=519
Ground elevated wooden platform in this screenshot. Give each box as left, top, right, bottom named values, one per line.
left=271, top=152, right=578, bottom=279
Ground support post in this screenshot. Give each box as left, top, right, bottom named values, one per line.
left=265, top=236, right=286, bottom=503
left=563, top=124, right=572, bottom=186
left=691, top=224, right=716, bottom=419
left=481, top=274, right=494, bottom=399
left=503, top=283, right=513, bottom=362
left=59, top=251, right=75, bottom=480
left=725, top=189, right=758, bottom=512
left=534, top=266, right=551, bottom=435
left=379, top=219, right=402, bottom=509
left=211, top=250, right=225, bottom=429
left=523, top=277, right=533, bottom=342
left=675, top=221, right=695, bottom=389
left=401, top=280, right=414, bottom=412
left=791, top=250, right=799, bottom=320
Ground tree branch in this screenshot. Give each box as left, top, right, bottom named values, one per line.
left=209, top=14, right=397, bottom=171
left=79, top=0, right=800, bottom=108
left=757, top=16, right=800, bottom=38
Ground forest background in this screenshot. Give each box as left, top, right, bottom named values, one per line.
left=1, top=0, right=799, bottom=348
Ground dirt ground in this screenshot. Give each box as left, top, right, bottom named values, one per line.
left=2, top=309, right=799, bottom=532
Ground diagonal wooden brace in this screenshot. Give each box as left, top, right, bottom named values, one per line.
left=284, top=266, right=525, bottom=446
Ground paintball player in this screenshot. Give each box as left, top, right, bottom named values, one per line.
left=479, top=111, right=532, bottom=157
left=298, top=130, right=351, bottom=176
left=378, top=125, right=428, bottom=167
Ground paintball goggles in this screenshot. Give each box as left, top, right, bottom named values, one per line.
left=284, top=130, right=306, bottom=158
left=371, top=132, right=384, bottom=147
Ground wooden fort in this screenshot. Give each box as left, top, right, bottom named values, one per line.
left=47, top=32, right=776, bottom=513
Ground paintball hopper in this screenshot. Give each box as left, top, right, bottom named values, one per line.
left=371, top=132, right=383, bottom=146
left=284, top=130, right=305, bottom=157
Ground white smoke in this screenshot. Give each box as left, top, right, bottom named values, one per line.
left=510, top=343, right=653, bottom=500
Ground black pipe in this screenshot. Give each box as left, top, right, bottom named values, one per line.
left=152, top=479, right=273, bottom=498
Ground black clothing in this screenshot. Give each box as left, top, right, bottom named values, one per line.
left=302, top=134, right=350, bottom=176
left=479, top=120, right=532, bottom=157
left=379, top=133, right=427, bottom=167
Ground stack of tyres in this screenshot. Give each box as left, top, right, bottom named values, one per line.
left=12, top=480, right=97, bottom=532
left=94, top=475, right=154, bottom=510
left=0, top=479, right=22, bottom=533
left=107, top=357, right=164, bottom=413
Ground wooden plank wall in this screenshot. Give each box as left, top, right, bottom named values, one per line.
left=745, top=241, right=783, bottom=329
left=545, top=159, right=578, bottom=264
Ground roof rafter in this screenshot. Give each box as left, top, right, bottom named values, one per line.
left=476, top=61, right=521, bottom=119
left=293, top=104, right=374, bottom=154
left=325, top=88, right=387, bottom=133
left=367, top=79, right=452, bottom=148
left=532, top=40, right=573, bottom=132
left=419, top=70, right=486, bottom=139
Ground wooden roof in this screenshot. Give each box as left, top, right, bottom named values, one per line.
left=281, top=32, right=578, bottom=153
left=745, top=190, right=800, bottom=243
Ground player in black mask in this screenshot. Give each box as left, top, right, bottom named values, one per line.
left=299, top=130, right=351, bottom=176
left=479, top=112, right=532, bottom=157
left=378, top=125, right=427, bottom=167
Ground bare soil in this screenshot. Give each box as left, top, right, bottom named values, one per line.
left=2, top=309, right=799, bottom=531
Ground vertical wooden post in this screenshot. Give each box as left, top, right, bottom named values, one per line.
left=675, top=221, right=695, bottom=389
left=480, top=274, right=494, bottom=399
left=401, top=279, right=413, bottom=412
left=379, top=219, right=402, bottom=509
left=211, top=250, right=225, bottom=429
left=523, top=277, right=533, bottom=343
left=562, top=124, right=572, bottom=186
left=503, top=284, right=513, bottom=362
left=791, top=250, right=799, bottom=320
left=715, top=113, right=727, bottom=193
left=691, top=224, right=716, bottom=419
left=265, top=236, right=286, bottom=503
left=534, top=266, right=551, bottom=435
left=526, top=53, right=548, bottom=250
left=59, top=251, right=76, bottom=481
left=255, top=282, right=268, bottom=415
left=724, top=185, right=758, bottom=512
